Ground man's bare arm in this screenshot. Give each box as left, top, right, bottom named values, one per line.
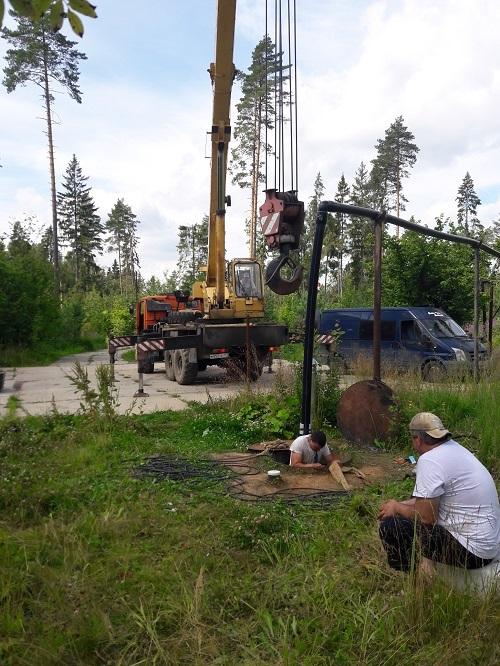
left=378, top=497, right=439, bottom=525
left=290, top=451, right=323, bottom=469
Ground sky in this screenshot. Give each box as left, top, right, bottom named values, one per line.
left=1, top=0, right=500, bottom=280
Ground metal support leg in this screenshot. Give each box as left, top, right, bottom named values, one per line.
left=373, top=215, right=384, bottom=382
left=300, top=208, right=328, bottom=435
left=473, top=248, right=480, bottom=383
left=134, top=372, right=149, bottom=398
left=109, top=351, right=115, bottom=382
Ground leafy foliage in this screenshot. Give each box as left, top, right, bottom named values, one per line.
left=0, top=219, right=60, bottom=346
left=1, top=1, right=97, bottom=37
left=382, top=223, right=489, bottom=324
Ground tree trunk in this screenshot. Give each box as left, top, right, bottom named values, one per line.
left=42, top=29, right=60, bottom=297
left=249, top=101, right=258, bottom=259
left=252, top=99, right=263, bottom=260
left=117, top=242, right=123, bottom=296
left=339, top=216, right=343, bottom=299
left=395, top=140, right=401, bottom=237
left=74, top=202, right=79, bottom=286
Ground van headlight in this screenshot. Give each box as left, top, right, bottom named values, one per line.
left=452, top=347, right=467, bottom=362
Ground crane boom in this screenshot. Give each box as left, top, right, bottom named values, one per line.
left=108, top=0, right=292, bottom=387
left=206, top=0, right=236, bottom=307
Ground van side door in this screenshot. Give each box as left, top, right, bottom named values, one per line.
left=399, top=319, right=431, bottom=370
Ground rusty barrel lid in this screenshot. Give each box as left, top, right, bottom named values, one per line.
left=336, top=379, right=398, bottom=447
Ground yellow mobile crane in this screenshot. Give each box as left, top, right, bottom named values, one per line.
left=109, top=0, right=303, bottom=385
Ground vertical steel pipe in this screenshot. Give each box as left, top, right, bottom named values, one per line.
left=473, top=248, right=480, bottom=383
left=373, top=215, right=383, bottom=381
left=488, top=282, right=494, bottom=356
left=300, top=208, right=328, bottom=435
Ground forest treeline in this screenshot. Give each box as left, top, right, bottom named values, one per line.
left=1, top=20, right=499, bottom=363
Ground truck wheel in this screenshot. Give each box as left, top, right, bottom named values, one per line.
left=173, top=349, right=198, bottom=385
left=422, top=360, right=446, bottom=383
left=198, top=360, right=208, bottom=372
left=139, top=357, right=155, bottom=374
left=165, top=352, right=176, bottom=381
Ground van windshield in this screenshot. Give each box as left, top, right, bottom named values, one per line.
left=421, top=317, right=467, bottom=338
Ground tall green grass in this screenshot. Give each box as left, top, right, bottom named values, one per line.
left=0, top=372, right=498, bottom=664
left=394, top=378, right=499, bottom=472
left=0, top=338, right=105, bottom=367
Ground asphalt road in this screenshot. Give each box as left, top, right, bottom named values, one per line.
left=0, top=350, right=291, bottom=417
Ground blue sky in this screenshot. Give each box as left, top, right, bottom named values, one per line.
left=1, top=0, right=500, bottom=279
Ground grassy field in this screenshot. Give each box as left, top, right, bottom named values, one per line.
left=0, top=375, right=498, bottom=664
left=0, top=339, right=105, bottom=367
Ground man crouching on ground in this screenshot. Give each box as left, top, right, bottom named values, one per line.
left=290, top=431, right=340, bottom=469
left=378, top=412, right=500, bottom=573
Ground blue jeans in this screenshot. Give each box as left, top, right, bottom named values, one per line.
left=379, top=517, right=493, bottom=572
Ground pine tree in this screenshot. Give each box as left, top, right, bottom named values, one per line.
left=39, top=225, right=54, bottom=262
left=231, top=35, right=278, bottom=258
left=177, top=216, right=209, bottom=291
left=347, top=162, right=373, bottom=289
left=455, top=172, right=482, bottom=237
left=8, top=219, right=33, bottom=257
left=370, top=116, right=419, bottom=225
left=2, top=12, right=87, bottom=293
left=57, top=155, right=103, bottom=290
left=300, top=172, right=325, bottom=285
left=106, top=199, right=141, bottom=299
left=324, top=174, right=349, bottom=295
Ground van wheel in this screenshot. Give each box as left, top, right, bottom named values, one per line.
left=165, top=352, right=176, bottom=381
left=173, top=349, right=198, bottom=385
left=422, top=360, right=446, bottom=383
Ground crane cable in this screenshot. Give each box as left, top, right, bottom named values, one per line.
left=265, top=0, right=298, bottom=195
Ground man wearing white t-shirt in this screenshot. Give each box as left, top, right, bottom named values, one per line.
left=378, top=412, right=500, bottom=572
left=289, top=431, right=339, bottom=469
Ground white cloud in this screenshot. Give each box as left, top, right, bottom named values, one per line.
left=2, top=0, right=500, bottom=281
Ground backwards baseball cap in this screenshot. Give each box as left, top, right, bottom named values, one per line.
left=409, top=412, right=451, bottom=439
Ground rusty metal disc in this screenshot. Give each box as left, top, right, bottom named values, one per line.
left=336, top=379, right=398, bottom=446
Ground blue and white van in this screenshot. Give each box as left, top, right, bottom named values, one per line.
left=316, top=307, right=487, bottom=380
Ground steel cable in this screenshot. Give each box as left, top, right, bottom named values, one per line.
left=132, top=455, right=350, bottom=506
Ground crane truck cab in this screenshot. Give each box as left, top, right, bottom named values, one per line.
left=192, top=258, right=264, bottom=319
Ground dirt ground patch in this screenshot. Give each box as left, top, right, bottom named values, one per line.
left=213, top=443, right=412, bottom=500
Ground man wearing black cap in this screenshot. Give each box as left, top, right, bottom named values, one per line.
left=378, top=412, right=500, bottom=573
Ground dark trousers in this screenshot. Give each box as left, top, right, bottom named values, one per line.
left=379, top=517, right=493, bottom=573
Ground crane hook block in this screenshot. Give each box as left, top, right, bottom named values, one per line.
left=260, top=188, right=305, bottom=294
left=260, top=189, right=305, bottom=252
left=265, top=254, right=303, bottom=295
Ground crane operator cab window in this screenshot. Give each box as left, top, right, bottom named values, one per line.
left=234, top=262, right=262, bottom=299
